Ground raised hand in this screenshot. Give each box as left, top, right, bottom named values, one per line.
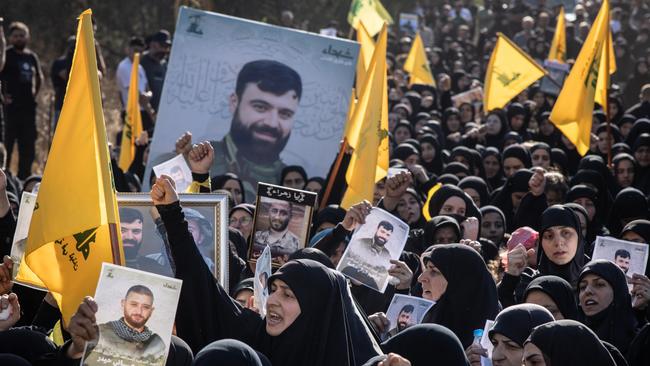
left=66, top=296, right=98, bottom=359
left=0, top=293, right=20, bottom=331
left=528, top=167, right=546, bottom=196
left=383, top=171, right=413, bottom=211
left=0, top=256, right=13, bottom=295
left=174, top=132, right=193, bottom=156
left=187, top=141, right=214, bottom=175
left=388, top=259, right=413, bottom=290
left=341, top=200, right=372, bottom=231
left=506, top=244, right=528, bottom=277
left=151, top=175, right=179, bottom=206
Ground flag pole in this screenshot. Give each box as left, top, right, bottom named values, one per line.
left=320, top=138, right=349, bottom=210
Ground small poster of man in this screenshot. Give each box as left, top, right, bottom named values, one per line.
left=81, top=263, right=182, bottom=366
left=592, top=236, right=649, bottom=289
left=382, top=294, right=435, bottom=341
left=249, top=183, right=317, bottom=266
left=337, top=208, right=409, bottom=293
left=254, top=245, right=272, bottom=317
left=399, top=13, right=418, bottom=36
left=152, top=154, right=192, bottom=192
left=10, top=192, right=37, bottom=280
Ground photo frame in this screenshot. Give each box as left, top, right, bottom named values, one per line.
left=81, top=263, right=182, bottom=366
left=248, top=183, right=317, bottom=267
left=117, top=193, right=229, bottom=291
left=592, top=236, right=649, bottom=289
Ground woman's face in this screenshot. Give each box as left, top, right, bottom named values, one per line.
left=620, top=122, right=632, bottom=139
left=453, top=155, right=470, bottom=168
left=491, top=333, right=524, bottom=366
left=463, top=187, right=481, bottom=207
left=266, top=279, right=302, bottom=336
left=421, top=142, right=436, bottom=163
left=615, top=159, right=635, bottom=188
left=597, top=131, right=612, bottom=154
left=418, top=261, right=448, bottom=301
left=305, top=180, right=323, bottom=194
left=541, top=226, right=579, bottom=265
left=230, top=209, right=253, bottom=240
left=283, top=171, right=306, bottom=190
left=510, top=114, right=525, bottom=131
left=533, top=92, right=545, bottom=108
left=622, top=230, right=646, bottom=243
left=525, top=290, right=563, bottom=320
left=460, top=104, right=473, bottom=122
left=404, top=153, right=420, bottom=166
left=539, top=118, right=555, bottom=136
left=434, top=226, right=458, bottom=244
left=578, top=273, right=614, bottom=316
left=394, top=126, right=411, bottom=145
left=523, top=342, right=546, bottom=366
left=439, top=196, right=466, bottom=216
left=397, top=193, right=421, bottom=225
left=481, top=212, right=505, bottom=245
left=531, top=149, right=551, bottom=169
left=573, top=197, right=596, bottom=222
left=223, top=179, right=243, bottom=205
left=486, top=114, right=502, bottom=135
left=483, top=155, right=501, bottom=178
left=503, top=157, right=524, bottom=178
left=446, top=114, right=461, bottom=132
left=635, top=146, right=650, bottom=167
left=609, top=101, right=619, bottom=117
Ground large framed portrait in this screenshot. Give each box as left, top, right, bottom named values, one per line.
left=117, top=193, right=229, bottom=291
left=81, top=263, right=182, bottom=366
left=248, top=183, right=317, bottom=267
left=144, top=7, right=359, bottom=202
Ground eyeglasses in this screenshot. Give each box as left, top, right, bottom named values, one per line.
left=230, top=216, right=252, bottom=226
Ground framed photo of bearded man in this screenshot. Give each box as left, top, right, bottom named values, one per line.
left=116, top=192, right=229, bottom=292
left=144, top=7, right=359, bottom=203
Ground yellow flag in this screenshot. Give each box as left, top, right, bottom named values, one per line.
left=341, top=25, right=388, bottom=209
left=422, top=183, right=442, bottom=221
left=356, top=21, right=375, bottom=97
left=548, top=7, right=566, bottom=63
left=404, top=33, right=436, bottom=87
left=16, top=9, right=124, bottom=324
left=118, top=52, right=143, bottom=172
left=594, top=29, right=617, bottom=114
left=550, top=0, right=610, bottom=156
left=348, top=0, right=393, bottom=36
left=342, top=88, right=358, bottom=146
left=484, top=33, right=546, bottom=112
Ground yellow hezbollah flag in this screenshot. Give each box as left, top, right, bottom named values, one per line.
left=356, top=21, right=375, bottom=97
left=118, top=52, right=143, bottom=172
left=594, top=29, right=617, bottom=115
left=548, top=7, right=566, bottom=62
left=484, top=33, right=546, bottom=112
left=404, top=32, right=436, bottom=87
left=16, top=9, right=124, bottom=324
left=348, top=0, right=393, bottom=37
left=550, top=0, right=610, bottom=156
left=341, top=25, right=388, bottom=209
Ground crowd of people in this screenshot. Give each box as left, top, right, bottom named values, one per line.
left=1, top=0, right=650, bottom=365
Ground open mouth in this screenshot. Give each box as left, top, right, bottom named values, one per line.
left=267, top=311, right=283, bottom=326
left=584, top=299, right=598, bottom=306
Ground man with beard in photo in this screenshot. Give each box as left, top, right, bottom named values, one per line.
left=340, top=220, right=394, bottom=290
left=253, top=198, right=300, bottom=261
left=387, top=304, right=415, bottom=338
left=210, top=60, right=302, bottom=201
left=120, top=207, right=173, bottom=276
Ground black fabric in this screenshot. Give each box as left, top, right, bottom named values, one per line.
left=566, top=184, right=607, bottom=247
left=484, top=109, right=509, bottom=149
left=287, top=247, right=334, bottom=269
left=0, top=327, right=57, bottom=364
left=601, top=341, right=629, bottom=366
left=376, top=324, right=470, bottom=366
left=312, top=205, right=346, bottom=232
left=0, top=354, right=30, bottom=366
left=523, top=275, right=579, bottom=321
left=579, top=260, right=638, bottom=356
left=628, top=323, right=650, bottom=366
left=419, top=134, right=444, bottom=175
left=422, top=215, right=461, bottom=248
left=159, top=202, right=381, bottom=365
left=502, top=144, right=532, bottom=168
left=527, top=320, right=616, bottom=366
left=458, top=176, right=489, bottom=208
left=213, top=173, right=246, bottom=202
left=442, top=162, right=471, bottom=177
left=570, top=169, right=613, bottom=215
left=490, top=169, right=533, bottom=232
left=194, top=339, right=269, bottom=366
left=479, top=205, right=507, bottom=247
left=280, top=165, right=307, bottom=187
left=488, top=303, right=554, bottom=346
left=422, top=244, right=499, bottom=348
left=481, top=147, right=505, bottom=190
left=607, top=187, right=649, bottom=236
left=536, top=205, right=586, bottom=287
left=393, top=144, right=419, bottom=162
left=426, top=185, right=473, bottom=220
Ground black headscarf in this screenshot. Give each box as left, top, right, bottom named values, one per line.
left=195, top=339, right=271, bottom=366
left=621, top=219, right=650, bottom=277
left=565, top=184, right=607, bottom=248
left=530, top=142, right=552, bottom=166
left=418, top=134, right=444, bottom=175
left=502, top=144, right=532, bottom=170
left=612, top=153, right=638, bottom=189
left=443, top=162, right=471, bottom=178
left=422, top=244, right=499, bottom=347
left=484, top=109, right=509, bottom=149
left=506, top=102, right=530, bottom=140
left=625, top=119, right=650, bottom=147
left=422, top=215, right=461, bottom=248
left=458, top=176, right=490, bottom=208
left=526, top=319, right=616, bottom=366
left=280, top=165, right=308, bottom=188
left=570, top=169, right=613, bottom=214
left=479, top=205, right=507, bottom=247
left=536, top=205, right=586, bottom=287
left=367, top=324, right=470, bottom=366
left=551, top=148, right=569, bottom=175
left=313, top=205, right=346, bottom=233
left=578, top=260, right=638, bottom=355
left=258, top=259, right=381, bottom=366
left=524, top=275, right=579, bottom=320
left=490, top=169, right=533, bottom=233
left=628, top=323, right=650, bottom=366
left=607, top=187, right=649, bottom=236
left=426, top=184, right=480, bottom=225
left=488, top=303, right=554, bottom=346
left=481, top=147, right=505, bottom=190
left=578, top=155, right=619, bottom=194
left=213, top=173, right=246, bottom=202
left=287, top=248, right=335, bottom=269
left=450, top=146, right=477, bottom=171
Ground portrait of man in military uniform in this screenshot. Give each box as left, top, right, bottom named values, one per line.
left=253, top=197, right=301, bottom=261
left=83, top=285, right=166, bottom=366
left=209, top=59, right=303, bottom=201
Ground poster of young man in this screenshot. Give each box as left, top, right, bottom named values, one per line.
left=249, top=183, right=317, bottom=267
left=145, top=7, right=359, bottom=202
left=80, top=263, right=182, bottom=366
left=337, top=208, right=409, bottom=293
left=592, top=236, right=649, bottom=289
left=382, top=294, right=435, bottom=341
